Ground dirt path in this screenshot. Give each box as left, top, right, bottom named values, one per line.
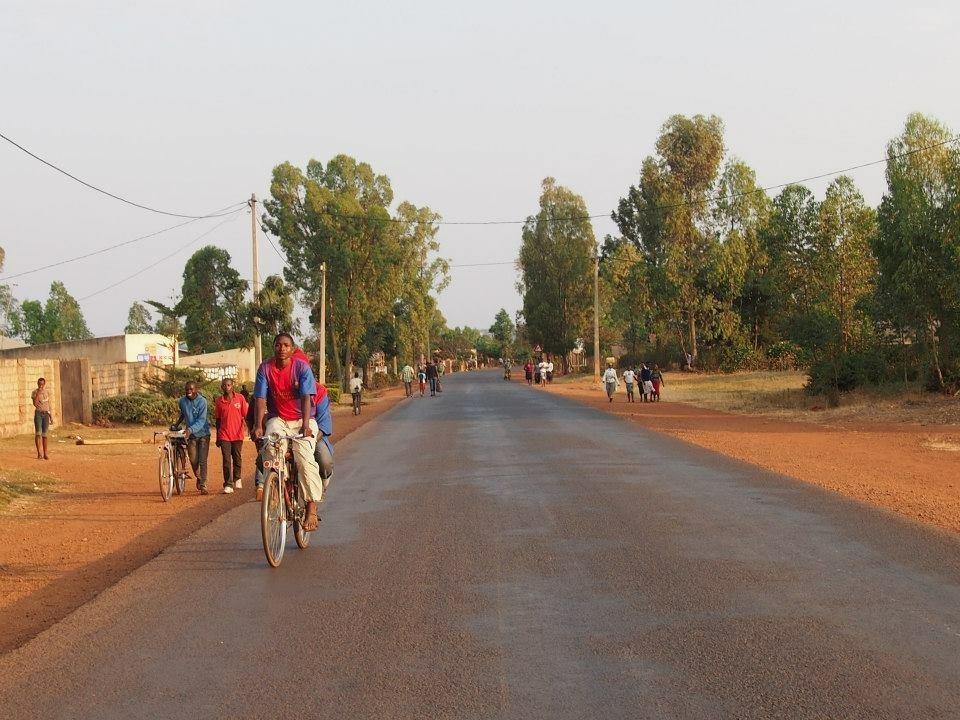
left=535, top=377, right=960, bottom=537
left=0, top=385, right=407, bottom=654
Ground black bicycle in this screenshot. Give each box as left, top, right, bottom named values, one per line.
left=154, top=429, right=188, bottom=501
left=260, top=432, right=312, bottom=567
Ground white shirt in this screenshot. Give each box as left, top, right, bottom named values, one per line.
left=546, top=362, right=554, bottom=372
left=622, top=370, right=635, bottom=384
left=349, top=377, right=363, bottom=393
left=603, top=368, right=618, bottom=384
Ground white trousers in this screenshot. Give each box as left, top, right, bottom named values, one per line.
left=263, top=417, right=323, bottom=502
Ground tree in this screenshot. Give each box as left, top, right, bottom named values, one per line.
left=250, top=274, right=299, bottom=340
left=173, top=246, right=251, bottom=353
left=124, top=301, right=154, bottom=334
left=0, top=247, right=23, bottom=338
left=613, top=114, right=726, bottom=360
left=517, top=177, right=595, bottom=366
left=489, top=308, right=515, bottom=355
left=18, top=281, right=92, bottom=345
left=263, top=155, right=444, bottom=389
left=874, top=112, right=960, bottom=389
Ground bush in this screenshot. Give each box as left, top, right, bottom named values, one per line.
left=326, top=385, right=342, bottom=404
left=142, top=365, right=209, bottom=399
left=93, top=393, right=180, bottom=425
left=805, top=350, right=891, bottom=395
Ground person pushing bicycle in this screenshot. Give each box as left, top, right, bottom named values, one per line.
left=252, top=332, right=324, bottom=531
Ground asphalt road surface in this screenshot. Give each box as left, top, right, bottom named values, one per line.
left=2, top=371, right=959, bottom=719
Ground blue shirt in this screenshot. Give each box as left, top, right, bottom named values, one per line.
left=314, top=391, right=332, bottom=437
left=178, top=395, right=210, bottom=438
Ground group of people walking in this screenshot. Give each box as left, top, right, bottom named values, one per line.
left=602, top=363, right=664, bottom=403
left=522, top=357, right=554, bottom=385
left=400, top=360, right=443, bottom=398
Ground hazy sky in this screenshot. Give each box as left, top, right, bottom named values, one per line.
left=2, top=0, right=958, bottom=338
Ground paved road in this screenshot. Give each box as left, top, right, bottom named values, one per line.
left=2, top=371, right=959, bottom=719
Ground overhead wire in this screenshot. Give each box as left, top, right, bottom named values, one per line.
left=78, top=209, right=246, bottom=301
left=0, top=130, right=245, bottom=219
left=0, top=200, right=249, bottom=282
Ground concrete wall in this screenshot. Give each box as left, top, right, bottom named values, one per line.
left=0, top=359, right=63, bottom=438
left=182, top=347, right=257, bottom=383
left=90, top=362, right=155, bottom=401
left=0, top=334, right=174, bottom=365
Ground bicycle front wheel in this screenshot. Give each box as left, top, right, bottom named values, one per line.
left=261, top=470, right=286, bottom=567
left=158, top=448, right=174, bottom=502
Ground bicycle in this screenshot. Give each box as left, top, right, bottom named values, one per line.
left=154, top=429, right=189, bottom=502
left=260, top=432, right=312, bottom=567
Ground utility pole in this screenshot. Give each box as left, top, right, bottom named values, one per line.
left=593, top=252, right=600, bottom=383
left=318, top=263, right=327, bottom=385
left=250, top=193, right=262, bottom=367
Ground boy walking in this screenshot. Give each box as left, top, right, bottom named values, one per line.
left=176, top=382, right=210, bottom=494
left=215, top=378, right=248, bottom=494
left=622, top=367, right=636, bottom=403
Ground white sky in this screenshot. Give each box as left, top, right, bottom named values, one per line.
left=1, top=0, right=958, bottom=337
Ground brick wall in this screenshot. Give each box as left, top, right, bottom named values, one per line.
left=90, top=362, right=154, bottom=401
left=0, top=359, right=63, bottom=438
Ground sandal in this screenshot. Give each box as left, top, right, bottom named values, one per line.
left=303, top=503, right=319, bottom=531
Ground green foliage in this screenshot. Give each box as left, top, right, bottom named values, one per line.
left=93, top=392, right=180, bottom=425
left=124, top=301, right=154, bottom=334
left=806, top=350, right=892, bottom=395
left=0, top=247, right=24, bottom=338
left=141, top=365, right=209, bottom=398
left=517, top=177, right=595, bottom=358
left=16, top=281, right=92, bottom=345
left=174, top=246, right=251, bottom=353
left=489, top=308, right=515, bottom=355
left=250, top=274, right=298, bottom=339
left=326, top=385, right=342, bottom=404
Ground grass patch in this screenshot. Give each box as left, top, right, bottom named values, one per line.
left=0, top=468, right=56, bottom=509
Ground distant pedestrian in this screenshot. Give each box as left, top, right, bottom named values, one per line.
left=417, top=366, right=427, bottom=397
left=350, top=372, right=363, bottom=415
left=31, top=377, right=52, bottom=460
left=538, top=359, right=548, bottom=387
left=622, top=367, right=636, bottom=403
left=640, top=363, right=654, bottom=402
left=426, top=361, right=440, bottom=396
left=176, top=381, right=210, bottom=494
left=401, top=363, right=415, bottom=398
left=546, top=358, right=554, bottom=383
left=650, top=364, right=664, bottom=401
left=214, top=378, right=248, bottom=494
left=524, top=360, right=533, bottom=385
left=602, top=365, right=619, bottom=402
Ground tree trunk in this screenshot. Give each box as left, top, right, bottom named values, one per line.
left=688, top=313, right=698, bottom=361
left=329, top=311, right=343, bottom=389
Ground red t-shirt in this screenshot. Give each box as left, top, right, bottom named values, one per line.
left=215, top=393, right=249, bottom=442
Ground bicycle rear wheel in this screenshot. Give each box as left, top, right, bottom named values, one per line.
left=261, top=469, right=286, bottom=567
left=294, top=487, right=311, bottom=549
left=158, top=448, right=174, bottom=502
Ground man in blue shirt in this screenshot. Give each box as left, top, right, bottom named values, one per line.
left=175, top=381, right=211, bottom=495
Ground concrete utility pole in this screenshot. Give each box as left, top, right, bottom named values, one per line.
left=593, top=252, right=600, bottom=383
left=250, top=193, right=262, bottom=367
left=318, top=263, right=327, bottom=385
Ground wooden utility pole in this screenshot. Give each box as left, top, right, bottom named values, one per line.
left=319, top=263, right=327, bottom=384
left=250, top=193, right=262, bottom=367
left=593, top=253, right=600, bottom=383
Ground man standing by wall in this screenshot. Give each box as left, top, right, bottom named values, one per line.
left=176, top=381, right=211, bottom=495
left=401, top=362, right=415, bottom=398
left=215, top=378, right=248, bottom=495
left=31, top=377, right=52, bottom=460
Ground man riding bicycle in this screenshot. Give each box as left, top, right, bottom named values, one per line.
left=253, top=332, right=323, bottom=531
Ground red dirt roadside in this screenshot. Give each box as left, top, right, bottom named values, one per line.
left=541, top=377, right=960, bottom=537
left=0, top=385, right=407, bottom=654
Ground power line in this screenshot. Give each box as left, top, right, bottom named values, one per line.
left=254, top=217, right=287, bottom=263
left=0, top=201, right=249, bottom=282
left=0, top=130, right=245, bottom=219
left=78, top=210, right=246, bottom=301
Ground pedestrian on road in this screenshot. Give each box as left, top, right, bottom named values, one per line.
left=214, top=378, right=248, bottom=494
left=650, top=364, right=664, bottom=401
left=524, top=360, right=533, bottom=385
left=31, top=377, right=52, bottom=460
left=350, top=372, right=363, bottom=415
left=176, top=381, right=210, bottom=494
left=401, top=363, right=415, bottom=398
left=538, top=358, right=548, bottom=387
left=640, top=363, right=654, bottom=402
left=546, top=357, right=554, bottom=383
left=622, top=367, right=636, bottom=403
left=417, top=366, right=427, bottom=397
left=426, top=361, right=440, bottom=396
left=603, top=365, right=619, bottom=402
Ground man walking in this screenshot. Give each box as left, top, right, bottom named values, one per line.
left=176, top=381, right=210, bottom=494
left=214, top=378, right=248, bottom=494
left=622, top=367, right=636, bottom=403
left=31, top=377, right=52, bottom=460
left=401, top=362, right=415, bottom=398
left=602, top=364, right=619, bottom=403
left=426, top=360, right=439, bottom=396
